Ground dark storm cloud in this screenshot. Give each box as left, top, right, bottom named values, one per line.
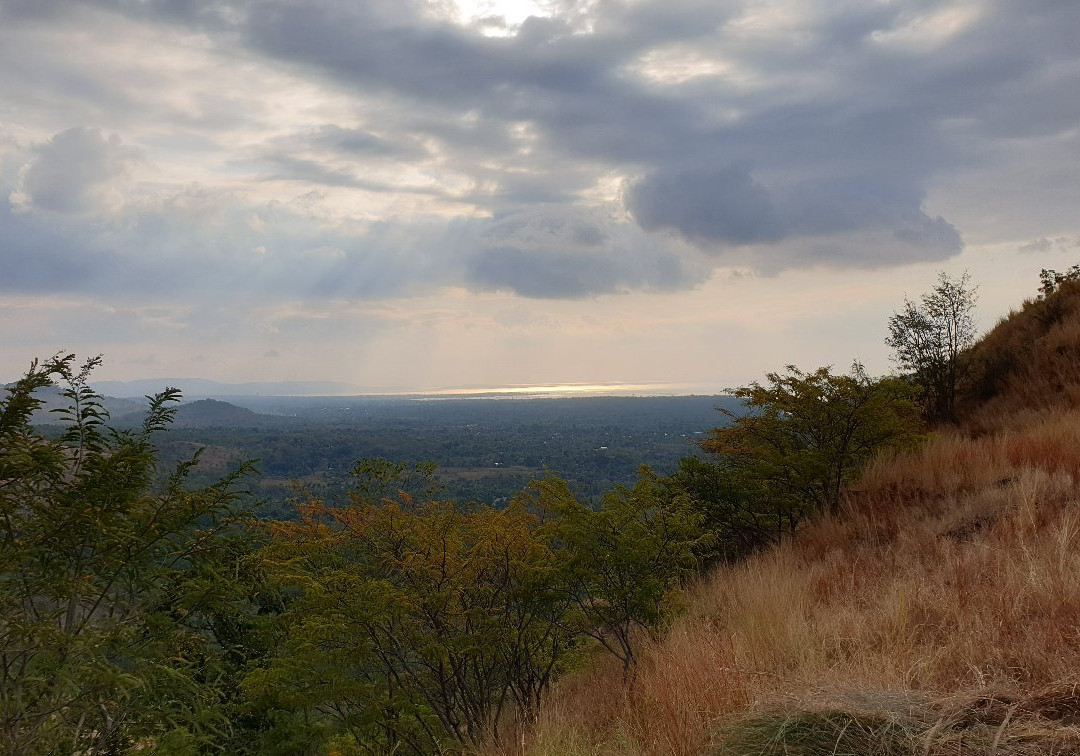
left=236, top=0, right=720, bottom=170
left=464, top=244, right=698, bottom=298
left=224, top=0, right=1076, bottom=271
left=462, top=207, right=706, bottom=298
left=0, top=203, right=101, bottom=291
left=2, top=146, right=704, bottom=301
left=626, top=165, right=782, bottom=245
left=626, top=166, right=961, bottom=260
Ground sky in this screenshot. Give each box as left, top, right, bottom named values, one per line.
left=2, top=0, right=1079, bottom=393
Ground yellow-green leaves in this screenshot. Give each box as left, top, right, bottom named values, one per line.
left=703, top=363, right=923, bottom=519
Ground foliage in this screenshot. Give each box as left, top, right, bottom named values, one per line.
left=0, top=354, right=260, bottom=755
left=1038, top=265, right=1080, bottom=298
left=347, top=457, right=442, bottom=503
left=252, top=463, right=707, bottom=751
left=665, top=456, right=787, bottom=565
left=886, top=271, right=978, bottom=422
left=701, top=364, right=922, bottom=519
left=1, top=346, right=937, bottom=754
left=524, top=471, right=706, bottom=675
left=252, top=484, right=579, bottom=753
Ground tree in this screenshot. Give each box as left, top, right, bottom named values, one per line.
left=0, top=354, right=258, bottom=755
left=1038, top=265, right=1080, bottom=298
left=525, top=471, right=705, bottom=677
left=664, top=456, right=784, bottom=564
left=701, top=364, right=922, bottom=520
left=252, top=475, right=578, bottom=753
left=886, top=271, right=978, bottom=422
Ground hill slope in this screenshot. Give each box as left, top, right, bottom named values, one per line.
left=516, top=281, right=1080, bottom=755
left=116, top=398, right=267, bottom=428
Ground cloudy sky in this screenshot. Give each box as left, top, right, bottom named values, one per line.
left=2, top=0, right=1078, bottom=392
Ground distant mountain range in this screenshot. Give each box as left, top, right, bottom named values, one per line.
left=9, top=385, right=147, bottom=424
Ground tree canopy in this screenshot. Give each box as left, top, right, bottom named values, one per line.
left=886, top=271, right=978, bottom=422
left=701, top=363, right=923, bottom=519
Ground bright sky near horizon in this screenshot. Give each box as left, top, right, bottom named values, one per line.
left=2, top=0, right=1079, bottom=393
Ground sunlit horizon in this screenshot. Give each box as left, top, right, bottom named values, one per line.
left=397, top=381, right=726, bottom=398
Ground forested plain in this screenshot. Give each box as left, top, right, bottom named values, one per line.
left=103, top=394, right=743, bottom=517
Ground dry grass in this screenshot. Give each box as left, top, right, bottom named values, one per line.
left=486, top=283, right=1080, bottom=755
left=493, top=408, right=1080, bottom=756
left=961, top=278, right=1080, bottom=431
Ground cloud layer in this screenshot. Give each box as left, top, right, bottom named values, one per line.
left=1, top=0, right=1079, bottom=386
left=3, top=0, right=1079, bottom=302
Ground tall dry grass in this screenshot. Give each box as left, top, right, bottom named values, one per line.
left=502, top=409, right=1080, bottom=755
left=961, top=278, right=1080, bottom=431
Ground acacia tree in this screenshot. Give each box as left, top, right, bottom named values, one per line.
left=664, top=456, right=784, bottom=564
left=0, top=354, right=257, bottom=755
left=525, top=471, right=705, bottom=677
left=886, top=271, right=978, bottom=422
left=252, top=482, right=578, bottom=753
left=702, top=363, right=922, bottom=520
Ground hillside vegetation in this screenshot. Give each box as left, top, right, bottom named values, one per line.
left=513, top=279, right=1080, bottom=754
left=4, top=274, right=1079, bottom=755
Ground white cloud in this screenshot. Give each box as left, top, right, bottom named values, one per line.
left=10, top=127, right=140, bottom=215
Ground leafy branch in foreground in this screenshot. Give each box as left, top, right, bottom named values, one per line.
left=0, top=354, right=260, bottom=755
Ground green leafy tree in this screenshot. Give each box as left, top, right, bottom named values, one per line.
left=525, top=471, right=705, bottom=676
left=886, top=271, right=978, bottom=421
left=252, top=478, right=577, bottom=753
left=1038, top=265, right=1080, bottom=298
left=702, top=364, right=922, bottom=521
left=665, top=456, right=783, bottom=564
left=0, top=354, right=257, bottom=755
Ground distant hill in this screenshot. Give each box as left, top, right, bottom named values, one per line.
left=7, top=385, right=268, bottom=429
left=119, top=398, right=267, bottom=428
left=174, top=399, right=265, bottom=427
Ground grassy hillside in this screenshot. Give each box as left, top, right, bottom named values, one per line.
left=509, top=281, right=1080, bottom=755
